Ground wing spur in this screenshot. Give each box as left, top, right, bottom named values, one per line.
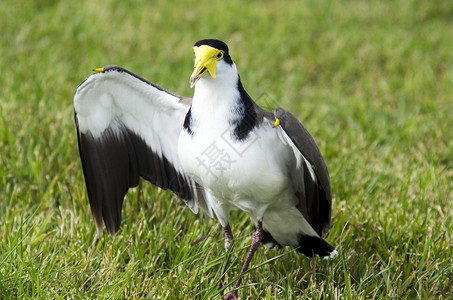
left=74, top=65, right=212, bottom=235
left=275, top=107, right=332, bottom=237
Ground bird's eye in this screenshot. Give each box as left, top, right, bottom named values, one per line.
left=217, top=52, right=223, bottom=59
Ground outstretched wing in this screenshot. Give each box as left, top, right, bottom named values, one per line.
left=74, top=65, right=213, bottom=236
left=275, top=107, right=332, bottom=237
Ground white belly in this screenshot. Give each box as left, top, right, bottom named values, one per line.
left=178, top=121, right=293, bottom=217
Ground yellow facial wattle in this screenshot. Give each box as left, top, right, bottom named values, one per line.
left=190, top=45, right=224, bottom=88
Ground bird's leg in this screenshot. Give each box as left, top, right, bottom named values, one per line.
left=224, top=224, right=234, bottom=250
left=223, top=221, right=264, bottom=300
left=218, top=224, right=234, bottom=291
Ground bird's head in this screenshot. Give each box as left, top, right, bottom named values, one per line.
left=189, top=39, right=234, bottom=88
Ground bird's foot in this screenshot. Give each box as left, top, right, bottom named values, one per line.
left=223, top=291, right=237, bottom=300
left=189, top=234, right=209, bottom=247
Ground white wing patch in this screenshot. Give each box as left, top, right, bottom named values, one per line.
left=276, top=126, right=317, bottom=183
left=75, top=70, right=186, bottom=136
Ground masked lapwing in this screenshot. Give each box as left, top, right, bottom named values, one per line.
left=74, top=39, right=337, bottom=299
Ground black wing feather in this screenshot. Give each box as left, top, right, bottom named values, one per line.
left=275, top=107, right=332, bottom=237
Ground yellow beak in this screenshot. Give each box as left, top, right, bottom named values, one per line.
left=190, top=45, right=222, bottom=88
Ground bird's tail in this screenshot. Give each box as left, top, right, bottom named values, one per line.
left=297, top=235, right=337, bottom=258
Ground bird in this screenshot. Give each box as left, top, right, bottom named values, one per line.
left=74, top=39, right=337, bottom=299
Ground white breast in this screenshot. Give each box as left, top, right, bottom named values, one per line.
left=178, top=117, right=293, bottom=215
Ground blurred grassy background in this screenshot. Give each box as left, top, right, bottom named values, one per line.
left=1, top=0, right=452, bottom=298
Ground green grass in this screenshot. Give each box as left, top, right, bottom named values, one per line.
left=1, top=0, right=452, bottom=298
